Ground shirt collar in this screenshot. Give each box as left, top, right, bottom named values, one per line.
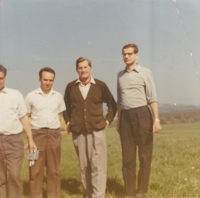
left=0, top=87, right=7, bottom=93
left=124, top=64, right=141, bottom=73
left=36, top=87, right=56, bottom=95
left=75, top=76, right=96, bottom=85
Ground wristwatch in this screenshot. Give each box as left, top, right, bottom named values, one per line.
left=154, top=118, right=160, bottom=122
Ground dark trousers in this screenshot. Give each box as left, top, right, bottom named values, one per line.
left=120, top=106, right=153, bottom=196
left=30, top=128, right=61, bottom=198
left=0, top=134, right=24, bottom=198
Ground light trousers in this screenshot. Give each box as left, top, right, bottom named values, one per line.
left=72, top=130, right=107, bottom=198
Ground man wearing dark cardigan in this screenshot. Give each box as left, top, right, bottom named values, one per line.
left=64, top=57, right=117, bottom=198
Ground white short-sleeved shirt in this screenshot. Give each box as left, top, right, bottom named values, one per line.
left=25, top=87, right=66, bottom=130
left=0, top=87, right=27, bottom=135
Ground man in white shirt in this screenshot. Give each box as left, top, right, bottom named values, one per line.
left=0, top=64, right=36, bottom=198
left=25, top=67, right=66, bottom=198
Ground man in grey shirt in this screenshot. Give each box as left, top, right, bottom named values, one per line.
left=117, top=44, right=162, bottom=198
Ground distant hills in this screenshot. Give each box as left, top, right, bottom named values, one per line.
left=159, top=104, right=200, bottom=114
left=159, top=104, right=200, bottom=124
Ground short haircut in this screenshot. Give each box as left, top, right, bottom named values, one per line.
left=39, top=67, right=55, bottom=78
left=122, top=44, right=139, bottom=54
left=0, top=65, right=7, bottom=76
left=76, top=57, right=92, bottom=69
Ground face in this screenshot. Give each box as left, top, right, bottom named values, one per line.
left=0, top=72, right=6, bottom=91
left=122, top=47, right=138, bottom=66
left=39, top=71, right=55, bottom=93
left=76, top=60, right=92, bottom=80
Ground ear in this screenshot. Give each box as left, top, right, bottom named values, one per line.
left=136, top=53, right=139, bottom=59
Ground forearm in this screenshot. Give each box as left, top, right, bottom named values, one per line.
left=58, top=113, right=62, bottom=122
left=116, top=106, right=121, bottom=132
left=149, top=102, right=159, bottom=120
left=106, top=103, right=117, bottom=123
left=117, top=106, right=121, bottom=121
left=20, top=115, right=32, bottom=139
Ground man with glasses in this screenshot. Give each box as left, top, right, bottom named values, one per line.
left=116, top=44, right=162, bottom=198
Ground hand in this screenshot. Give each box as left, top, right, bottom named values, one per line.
left=104, top=121, right=109, bottom=130
left=153, top=121, right=162, bottom=133
left=28, top=138, right=37, bottom=150
left=66, top=122, right=71, bottom=135
left=116, top=124, right=120, bottom=134
left=104, top=120, right=109, bottom=130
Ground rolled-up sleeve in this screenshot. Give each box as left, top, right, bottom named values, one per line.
left=145, top=70, right=158, bottom=104
left=117, top=74, right=121, bottom=106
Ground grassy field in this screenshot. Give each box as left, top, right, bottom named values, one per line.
left=21, top=123, right=200, bottom=197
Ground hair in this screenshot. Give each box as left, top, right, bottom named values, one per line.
left=39, top=67, right=55, bottom=78
left=122, top=44, right=139, bottom=54
left=76, top=57, right=92, bottom=69
left=0, top=65, right=7, bottom=76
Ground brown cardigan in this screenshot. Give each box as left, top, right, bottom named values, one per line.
left=63, top=78, right=117, bottom=133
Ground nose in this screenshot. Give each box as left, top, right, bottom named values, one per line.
left=125, top=54, right=129, bottom=58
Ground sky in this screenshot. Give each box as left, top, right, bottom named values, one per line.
left=0, top=0, right=200, bottom=106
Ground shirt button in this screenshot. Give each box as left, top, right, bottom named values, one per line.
left=84, top=109, right=86, bottom=111
left=84, top=116, right=86, bottom=118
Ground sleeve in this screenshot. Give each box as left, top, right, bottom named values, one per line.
left=117, top=73, right=121, bottom=106
left=102, top=82, right=117, bottom=124
left=58, top=94, right=66, bottom=113
left=145, top=70, right=158, bottom=104
left=63, top=84, right=72, bottom=124
left=17, top=91, right=27, bottom=118
left=25, top=94, right=32, bottom=114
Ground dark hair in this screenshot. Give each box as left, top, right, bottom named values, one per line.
left=0, top=65, right=7, bottom=76
left=76, top=57, right=92, bottom=69
left=122, top=44, right=139, bottom=54
left=39, top=67, right=55, bottom=78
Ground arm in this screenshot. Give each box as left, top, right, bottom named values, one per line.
left=58, top=113, right=71, bottom=134
left=63, top=84, right=72, bottom=134
left=149, top=102, right=162, bottom=133
left=20, top=115, right=37, bottom=149
left=102, top=83, right=117, bottom=126
left=58, top=113, right=62, bottom=122
left=116, top=106, right=121, bottom=133
left=145, top=70, right=161, bottom=133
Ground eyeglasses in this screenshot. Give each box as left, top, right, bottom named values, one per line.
left=122, top=52, right=136, bottom=56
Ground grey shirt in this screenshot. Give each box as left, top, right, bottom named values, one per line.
left=117, top=64, right=158, bottom=109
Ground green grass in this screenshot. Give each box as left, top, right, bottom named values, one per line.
left=21, top=123, right=200, bottom=197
